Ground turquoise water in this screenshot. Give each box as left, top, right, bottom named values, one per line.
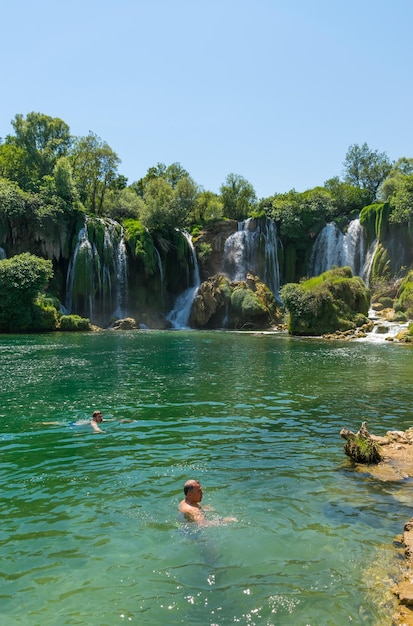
left=1, top=330, right=413, bottom=625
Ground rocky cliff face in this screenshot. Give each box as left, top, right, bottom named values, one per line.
left=190, top=273, right=283, bottom=330
left=194, top=220, right=238, bottom=279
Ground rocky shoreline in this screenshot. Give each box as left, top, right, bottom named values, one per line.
left=342, top=427, right=413, bottom=624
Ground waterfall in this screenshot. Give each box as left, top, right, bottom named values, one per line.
left=0, top=247, right=7, bottom=260
left=309, top=218, right=366, bottom=277
left=154, top=246, right=165, bottom=308
left=65, top=224, right=94, bottom=319
left=167, top=231, right=201, bottom=329
left=112, top=225, right=128, bottom=319
left=361, top=239, right=378, bottom=286
left=223, top=217, right=280, bottom=297
left=262, top=219, right=280, bottom=298
left=65, top=217, right=128, bottom=324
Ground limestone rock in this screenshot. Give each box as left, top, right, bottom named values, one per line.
left=190, top=273, right=282, bottom=330
left=109, top=317, right=138, bottom=330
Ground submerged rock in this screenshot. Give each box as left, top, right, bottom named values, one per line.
left=340, top=423, right=413, bottom=624
left=393, top=519, right=413, bottom=625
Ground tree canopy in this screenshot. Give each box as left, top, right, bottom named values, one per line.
left=342, top=142, right=392, bottom=200
left=220, top=173, right=257, bottom=221
left=0, top=111, right=412, bottom=235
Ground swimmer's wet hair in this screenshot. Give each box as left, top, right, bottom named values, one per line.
left=183, top=479, right=199, bottom=494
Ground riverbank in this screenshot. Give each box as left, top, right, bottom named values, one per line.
left=343, top=427, right=413, bottom=624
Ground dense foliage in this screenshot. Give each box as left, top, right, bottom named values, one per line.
left=0, top=253, right=55, bottom=332
left=0, top=110, right=410, bottom=241
left=0, top=109, right=413, bottom=333
left=280, top=267, right=370, bottom=336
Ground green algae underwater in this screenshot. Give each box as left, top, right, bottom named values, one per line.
left=1, top=329, right=412, bottom=625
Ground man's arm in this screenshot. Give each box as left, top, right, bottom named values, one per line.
left=90, top=421, right=105, bottom=433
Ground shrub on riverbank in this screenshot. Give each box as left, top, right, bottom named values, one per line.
left=59, top=314, right=90, bottom=331
left=395, top=270, right=413, bottom=318
left=0, top=253, right=55, bottom=332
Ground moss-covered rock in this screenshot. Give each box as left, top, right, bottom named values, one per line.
left=190, top=273, right=282, bottom=330
left=59, top=314, right=91, bottom=331
left=280, top=266, right=371, bottom=336
left=394, top=270, right=413, bottom=319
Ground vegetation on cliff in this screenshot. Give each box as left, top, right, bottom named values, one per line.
left=0, top=111, right=413, bottom=331
left=0, top=253, right=55, bottom=332
left=280, top=267, right=370, bottom=336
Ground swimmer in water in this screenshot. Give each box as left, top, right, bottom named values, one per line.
left=82, top=410, right=105, bottom=433
left=41, top=410, right=108, bottom=433
left=178, top=479, right=237, bottom=526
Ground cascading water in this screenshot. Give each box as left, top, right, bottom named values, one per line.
left=361, top=239, right=378, bottom=286
left=65, top=217, right=128, bottom=325
left=223, top=217, right=280, bottom=298
left=309, top=218, right=366, bottom=277
left=112, top=225, right=128, bottom=319
left=167, top=231, right=201, bottom=329
left=154, top=246, right=165, bottom=309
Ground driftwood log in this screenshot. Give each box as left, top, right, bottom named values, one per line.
left=340, top=421, right=383, bottom=463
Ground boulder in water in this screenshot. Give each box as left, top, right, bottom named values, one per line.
left=280, top=266, right=371, bottom=336
left=109, top=317, right=138, bottom=330
left=190, top=273, right=282, bottom=330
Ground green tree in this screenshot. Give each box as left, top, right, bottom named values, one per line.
left=0, top=142, right=31, bottom=188
left=132, top=162, right=189, bottom=197
left=324, top=176, right=372, bottom=216
left=139, top=178, right=175, bottom=229
left=104, top=187, right=146, bottom=220
left=0, top=253, right=54, bottom=332
left=137, top=165, right=199, bottom=230
left=5, top=112, right=71, bottom=190
left=170, top=175, right=199, bottom=225
left=192, top=190, right=224, bottom=222
left=343, top=143, right=392, bottom=200
left=270, top=187, right=334, bottom=241
left=388, top=174, right=413, bottom=224
left=0, top=177, right=28, bottom=220
left=220, top=173, right=257, bottom=221
left=380, top=157, right=413, bottom=202
left=70, top=132, right=120, bottom=214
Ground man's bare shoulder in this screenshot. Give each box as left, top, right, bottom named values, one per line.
left=178, top=499, right=205, bottom=523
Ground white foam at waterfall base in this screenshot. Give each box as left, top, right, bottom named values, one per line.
left=167, top=285, right=200, bottom=329
left=357, top=309, right=410, bottom=343
left=167, top=231, right=201, bottom=329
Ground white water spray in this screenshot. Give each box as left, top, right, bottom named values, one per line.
left=223, top=217, right=280, bottom=297
left=309, top=218, right=366, bottom=277
left=167, top=231, right=201, bottom=329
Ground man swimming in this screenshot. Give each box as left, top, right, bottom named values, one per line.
left=178, top=479, right=237, bottom=526
left=41, top=410, right=106, bottom=433
left=179, top=479, right=206, bottom=524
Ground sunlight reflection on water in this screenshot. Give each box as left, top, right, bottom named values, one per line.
left=0, top=331, right=412, bottom=624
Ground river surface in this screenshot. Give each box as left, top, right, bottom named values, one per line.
left=1, top=330, right=412, bottom=626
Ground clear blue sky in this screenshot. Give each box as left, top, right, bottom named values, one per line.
left=1, top=0, right=412, bottom=199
